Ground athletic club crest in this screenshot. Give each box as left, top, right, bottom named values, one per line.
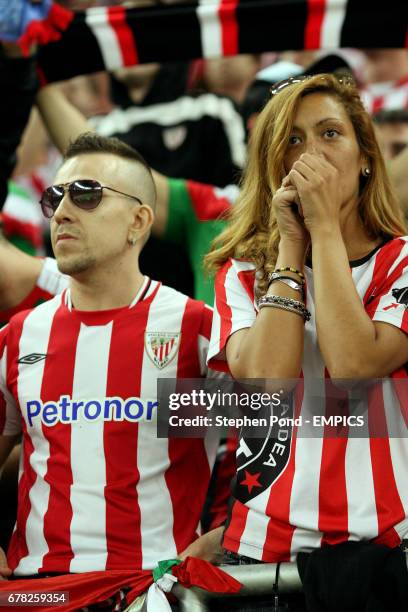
left=145, top=332, right=181, bottom=369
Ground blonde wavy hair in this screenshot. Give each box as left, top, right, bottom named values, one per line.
left=205, top=73, right=407, bottom=296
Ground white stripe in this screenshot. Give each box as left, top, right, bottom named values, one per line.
left=345, top=388, right=378, bottom=539
left=227, top=262, right=257, bottom=333
left=208, top=261, right=256, bottom=364
left=69, top=322, right=112, bottom=572
left=289, top=275, right=323, bottom=554
left=320, top=0, right=348, bottom=48
left=373, top=293, right=405, bottom=329
left=3, top=192, right=43, bottom=225
left=208, top=304, right=222, bottom=363
left=85, top=7, right=123, bottom=72
left=289, top=527, right=322, bottom=560
left=238, top=491, right=272, bottom=557
left=383, top=381, right=408, bottom=536
left=351, top=253, right=377, bottom=293
left=137, top=286, right=187, bottom=568
left=14, top=300, right=61, bottom=575
left=92, top=94, right=246, bottom=168
left=289, top=437, right=324, bottom=554
left=214, top=184, right=240, bottom=205
left=129, top=276, right=150, bottom=307
left=382, top=85, right=408, bottom=110
left=197, top=0, right=222, bottom=59
left=289, top=374, right=325, bottom=554
left=360, top=90, right=374, bottom=114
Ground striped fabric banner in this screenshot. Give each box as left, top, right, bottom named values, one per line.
left=37, top=0, right=408, bottom=84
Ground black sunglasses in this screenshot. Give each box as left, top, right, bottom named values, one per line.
left=39, top=179, right=143, bottom=219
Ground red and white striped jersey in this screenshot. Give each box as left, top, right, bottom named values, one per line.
left=0, top=277, right=216, bottom=575
left=0, top=258, right=68, bottom=329
left=208, top=237, right=408, bottom=562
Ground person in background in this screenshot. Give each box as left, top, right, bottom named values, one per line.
left=206, top=73, right=408, bottom=611
left=373, top=108, right=408, bottom=160
left=360, top=49, right=408, bottom=115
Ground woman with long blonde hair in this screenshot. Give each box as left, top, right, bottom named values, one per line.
left=207, top=74, right=408, bottom=610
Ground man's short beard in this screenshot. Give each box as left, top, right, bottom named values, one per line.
left=56, top=255, right=96, bottom=276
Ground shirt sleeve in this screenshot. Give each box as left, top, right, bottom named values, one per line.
left=196, top=302, right=214, bottom=377
left=208, top=260, right=257, bottom=372
left=370, top=241, right=408, bottom=334
left=0, top=326, right=21, bottom=436
left=164, top=178, right=236, bottom=244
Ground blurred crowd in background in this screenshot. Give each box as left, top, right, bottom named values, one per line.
left=4, top=45, right=408, bottom=300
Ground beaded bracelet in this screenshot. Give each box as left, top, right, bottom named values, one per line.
left=258, top=294, right=311, bottom=322
left=274, top=267, right=305, bottom=281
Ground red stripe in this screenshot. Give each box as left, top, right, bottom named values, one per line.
left=223, top=500, right=250, bottom=553
left=0, top=284, right=55, bottom=328
left=165, top=299, right=210, bottom=553
left=107, top=6, right=139, bottom=66
left=305, top=0, right=326, bottom=49
left=372, top=95, right=385, bottom=115
left=0, top=394, right=5, bottom=434
left=319, top=374, right=349, bottom=545
left=39, top=307, right=81, bottom=573
left=237, top=269, right=256, bottom=304
left=218, top=0, right=239, bottom=56
left=200, top=306, right=213, bottom=341
left=262, top=378, right=304, bottom=561
left=35, top=65, right=48, bottom=87
left=186, top=180, right=232, bottom=221
left=0, top=330, right=6, bottom=433
left=104, top=291, right=156, bottom=569
left=2, top=214, right=43, bottom=249
left=30, top=173, right=47, bottom=197
left=7, top=419, right=36, bottom=570
left=5, top=310, right=36, bottom=570
left=209, top=433, right=237, bottom=529
left=368, top=383, right=405, bottom=541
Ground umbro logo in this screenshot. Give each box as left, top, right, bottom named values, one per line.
left=18, top=353, right=48, bottom=365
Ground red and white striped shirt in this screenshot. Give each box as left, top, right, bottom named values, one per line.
left=208, top=237, right=408, bottom=562
left=0, top=278, right=215, bottom=575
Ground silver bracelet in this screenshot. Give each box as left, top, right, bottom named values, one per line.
left=269, top=277, right=304, bottom=294
left=268, top=271, right=305, bottom=286
left=258, top=294, right=311, bottom=322
left=258, top=301, right=307, bottom=320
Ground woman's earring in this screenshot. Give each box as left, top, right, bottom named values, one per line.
left=128, top=237, right=137, bottom=246
left=362, top=167, right=371, bottom=177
